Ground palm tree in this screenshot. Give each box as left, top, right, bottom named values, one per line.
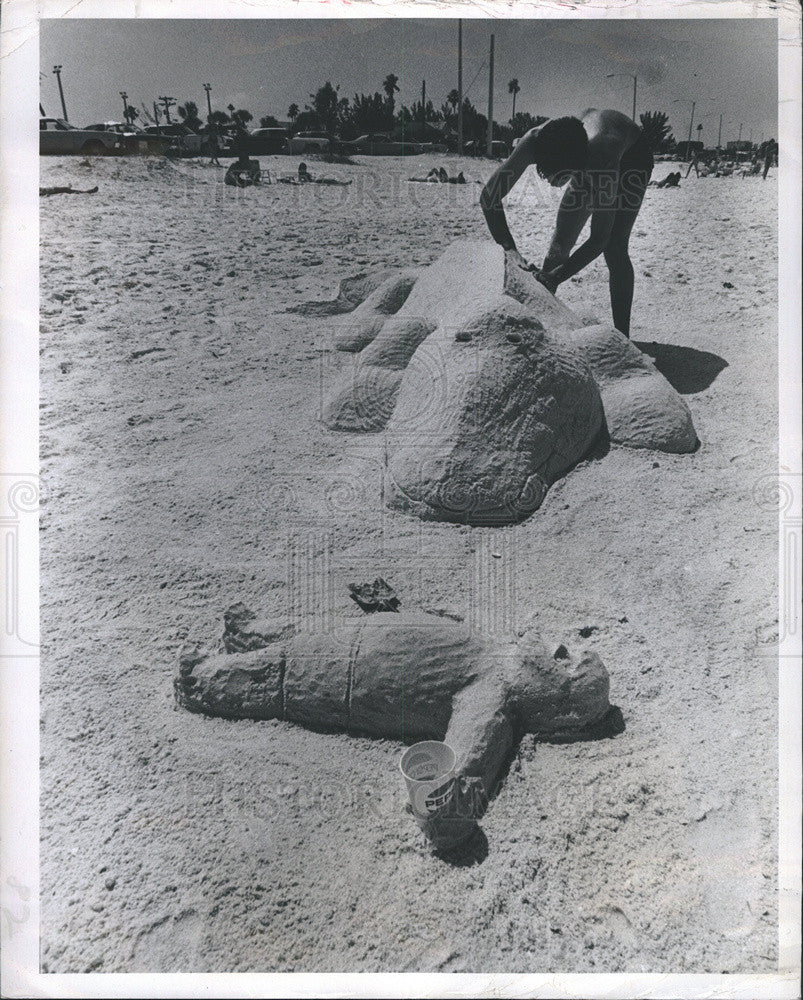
left=382, top=73, right=400, bottom=114
left=177, top=100, right=202, bottom=132
left=508, top=79, right=520, bottom=122
left=639, top=111, right=673, bottom=152
left=287, top=103, right=299, bottom=123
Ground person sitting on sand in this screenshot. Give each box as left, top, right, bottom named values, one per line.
left=224, top=153, right=261, bottom=188
left=298, top=162, right=313, bottom=182
left=480, top=108, right=653, bottom=337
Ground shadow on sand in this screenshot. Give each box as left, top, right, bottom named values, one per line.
left=635, top=341, right=728, bottom=395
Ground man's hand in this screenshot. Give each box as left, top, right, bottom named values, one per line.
left=536, top=268, right=561, bottom=295
left=506, top=248, right=539, bottom=274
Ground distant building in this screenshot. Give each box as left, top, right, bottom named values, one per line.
left=726, top=140, right=753, bottom=153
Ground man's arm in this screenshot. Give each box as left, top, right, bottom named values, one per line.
left=480, top=131, right=539, bottom=257
left=547, top=166, right=619, bottom=285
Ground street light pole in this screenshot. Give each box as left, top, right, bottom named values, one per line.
left=738, top=122, right=743, bottom=142
left=120, top=91, right=129, bottom=122
left=203, top=83, right=212, bottom=119
left=718, top=113, right=723, bottom=150
left=159, top=96, right=176, bottom=123
left=457, top=20, right=463, bottom=156
left=421, top=79, right=426, bottom=129
left=686, top=100, right=696, bottom=160
left=53, top=65, right=68, bottom=121
left=486, top=33, right=495, bottom=157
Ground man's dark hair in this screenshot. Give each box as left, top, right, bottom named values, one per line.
left=531, top=117, right=588, bottom=179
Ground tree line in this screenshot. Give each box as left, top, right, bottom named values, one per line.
left=129, top=75, right=679, bottom=153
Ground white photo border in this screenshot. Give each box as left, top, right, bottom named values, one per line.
left=1, top=1, right=800, bottom=997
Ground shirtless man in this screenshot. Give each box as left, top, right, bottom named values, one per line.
left=481, top=109, right=653, bottom=337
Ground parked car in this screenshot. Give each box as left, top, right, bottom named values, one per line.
left=288, top=131, right=332, bottom=154
left=418, top=141, right=449, bottom=155
left=39, top=118, right=121, bottom=156
left=340, top=133, right=423, bottom=156
left=84, top=122, right=170, bottom=155
left=247, top=127, right=289, bottom=155
left=144, top=123, right=205, bottom=157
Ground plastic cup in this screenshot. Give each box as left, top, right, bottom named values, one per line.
left=399, top=741, right=456, bottom=818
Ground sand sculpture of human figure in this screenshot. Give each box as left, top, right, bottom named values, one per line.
left=480, top=109, right=653, bottom=337
left=224, top=151, right=262, bottom=188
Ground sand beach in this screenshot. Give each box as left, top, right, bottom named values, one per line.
left=38, top=150, right=779, bottom=974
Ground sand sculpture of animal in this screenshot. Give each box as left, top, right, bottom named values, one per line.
left=319, top=240, right=698, bottom=525
left=175, top=605, right=611, bottom=811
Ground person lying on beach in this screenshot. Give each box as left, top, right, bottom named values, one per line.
left=276, top=166, right=353, bottom=187
left=39, top=185, right=99, bottom=197
left=649, top=171, right=681, bottom=188
left=480, top=108, right=653, bottom=337
left=409, top=167, right=467, bottom=184
left=224, top=154, right=262, bottom=188
left=280, top=162, right=350, bottom=185
left=408, top=167, right=446, bottom=182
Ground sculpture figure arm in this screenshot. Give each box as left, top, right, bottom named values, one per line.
left=445, top=680, right=514, bottom=806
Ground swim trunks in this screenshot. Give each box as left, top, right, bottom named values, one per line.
left=618, top=128, right=654, bottom=209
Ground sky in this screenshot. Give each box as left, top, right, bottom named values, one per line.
left=40, top=17, right=778, bottom=145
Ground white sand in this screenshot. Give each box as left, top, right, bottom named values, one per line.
left=39, top=152, right=778, bottom=973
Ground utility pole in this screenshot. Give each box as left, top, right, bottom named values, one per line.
left=203, top=83, right=212, bottom=118
left=685, top=100, right=695, bottom=161
left=120, top=91, right=129, bottom=122
left=421, top=79, right=426, bottom=129
left=159, top=96, right=176, bottom=123
left=632, top=75, right=637, bottom=121
left=53, top=65, right=68, bottom=121
left=153, top=102, right=161, bottom=125
left=738, top=122, right=743, bottom=142
left=717, top=113, right=723, bottom=150
left=486, top=33, right=495, bottom=157
left=457, top=19, right=463, bottom=156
